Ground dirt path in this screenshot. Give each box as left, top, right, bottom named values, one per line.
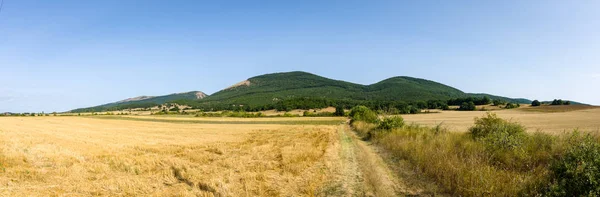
left=337, top=124, right=446, bottom=196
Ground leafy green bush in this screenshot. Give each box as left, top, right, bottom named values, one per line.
left=349, top=105, right=378, bottom=123
left=377, top=116, right=404, bottom=130
left=469, top=113, right=525, bottom=139
left=546, top=133, right=600, bottom=196
left=505, top=103, right=520, bottom=109
left=532, top=100, right=541, bottom=106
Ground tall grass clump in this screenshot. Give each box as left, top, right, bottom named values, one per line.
left=352, top=112, right=600, bottom=196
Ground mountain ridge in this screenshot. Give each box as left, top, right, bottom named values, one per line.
left=70, top=71, right=539, bottom=112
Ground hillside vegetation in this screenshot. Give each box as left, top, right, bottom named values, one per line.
left=71, top=91, right=206, bottom=113
left=202, top=72, right=465, bottom=106
left=351, top=107, right=600, bottom=196
left=185, top=72, right=529, bottom=111
left=70, top=71, right=533, bottom=112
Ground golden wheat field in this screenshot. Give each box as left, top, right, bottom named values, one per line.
left=0, top=116, right=359, bottom=196
left=405, top=106, right=600, bottom=134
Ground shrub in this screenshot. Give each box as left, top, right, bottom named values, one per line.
left=377, top=116, right=404, bottom=130
left=469, top=113, right=525, bottom=139
left=546, top=133, right=600, bottom=196
left=505, top=103, right=519, bottom=109
left=349, top=106, right=378, bottom=123
left=532, top=100, right=541, bottom=106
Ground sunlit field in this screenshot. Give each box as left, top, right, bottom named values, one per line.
left=0, top=116, right=352, bottom=196
left=404, top=106, right=600, bottom=134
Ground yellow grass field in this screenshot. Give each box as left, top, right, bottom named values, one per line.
left=0, top=116, right=429, bottom=196
left=3, top=106, right=597, bottom=196
left=404, top=106, right=600, bottom=134
left=0, top=117, right=355, bottom=196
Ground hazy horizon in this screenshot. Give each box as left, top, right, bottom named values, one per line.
left=2, top=1, right=599, bottom=112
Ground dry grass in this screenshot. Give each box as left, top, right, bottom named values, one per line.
left=518, top=104, right=599, bottom=113
left=0, top=117, right=349, bottom=196
left=403, top=107, right=600, bottom=134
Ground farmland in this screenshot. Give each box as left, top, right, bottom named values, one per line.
left=404, top=106, right=600, bottom=134
left=0, top=116, right=434, bottom=196
left=1, top=105, right=599, bottom=196
left=0, top=117, right=343, bottom=196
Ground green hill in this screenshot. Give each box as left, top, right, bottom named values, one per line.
left=201, top=71, right=512, bottom=106
left=70, top=91, right=207, bottom=113
left=201, top=72, right=365, bottom=105
left=71, top=71, right=537, bottom=112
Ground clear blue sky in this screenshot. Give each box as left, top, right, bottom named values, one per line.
left=1, top=0, right=599, bottom=112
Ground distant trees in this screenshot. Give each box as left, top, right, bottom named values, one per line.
left=531, top=100, right=541, bottom=107
left=551, top=99, right=564, bottom=105
left=493, top=99, right=507, bottom=106
left=169, top=106, right=180, bottom=112
left=551, top=99, right=571, bottom=106
left=459, top=102, right=476, bottom=111
left=334, top=106, right=345, bottom=116
left=448, top=97, right=492, bottom=106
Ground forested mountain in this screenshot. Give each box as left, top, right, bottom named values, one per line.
left=71, top=71, right=534, bottom=112
left=70, top=91, right=206, bottom=113
left=201, top=71, right=467, bottom=106
left=200, top=71, right=527, bottom=106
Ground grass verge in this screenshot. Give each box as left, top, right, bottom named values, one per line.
left=352, top=110, right=600, bottom=196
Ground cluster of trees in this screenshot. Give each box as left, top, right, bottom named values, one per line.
left=176, top=97, right=430, bottom=115
left=75, top=94, right=526, bottom=114
left=448, top=96, right=491, bottom=106
left=531, top=99, right=571, bottom=107
left=0, top=112, right=59, bottom=116
left=458, top=102, right=476, bottom=111
left=550, top=99, right=571, bottom=106
left=71, top=102, right=157, bottom=113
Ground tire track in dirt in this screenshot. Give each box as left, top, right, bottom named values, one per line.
left=338, top=124, right=446, bottom=196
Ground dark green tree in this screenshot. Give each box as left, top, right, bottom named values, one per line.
left=459, top=102, right=476, bottom=111
left=531, top=100, right=541, bottom=107
left=334, top=106, right=345, bottom=116
left=481, top=96, right=491, bottom=105
left=493, top=100, right=507, bottom=106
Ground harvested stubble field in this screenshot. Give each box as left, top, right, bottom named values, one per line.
left=404, top=106, right=600, bottom=134
left=0, top=116, right=354, bottom=196
left=0, top=116, right=423, bottom=196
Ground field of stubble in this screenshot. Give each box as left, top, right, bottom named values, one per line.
left=404, top=106, right=600, bottom=134
left=0, top=116, right=351, bottom=196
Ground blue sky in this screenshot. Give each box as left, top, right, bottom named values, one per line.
left=1, top=0, right=599, bottom=112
